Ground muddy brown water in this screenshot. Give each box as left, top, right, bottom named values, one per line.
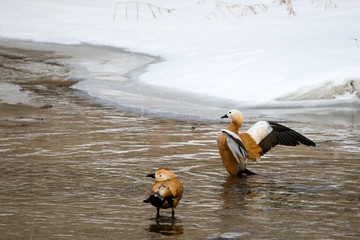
left=0, top=41, right=359, bottom=239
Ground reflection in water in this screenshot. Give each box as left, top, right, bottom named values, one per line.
left=215, top=176, right=269, bottom=238
left=220, top=175, right=263, bottom=211
left=221, top=176, right=250, bottom=210
left=147, top=216, right=184, bottom=237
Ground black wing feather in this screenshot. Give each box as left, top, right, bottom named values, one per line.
left=259, top=121, right=316, bottom=155
left=258, top=131, right=278, bottom=154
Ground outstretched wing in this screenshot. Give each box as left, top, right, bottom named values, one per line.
left=248, top=121, right=316, bottom=155
left=221, top=129, right=248, bottom=162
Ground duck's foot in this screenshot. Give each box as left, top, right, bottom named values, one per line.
left=238, top=168, right=256, bottom=176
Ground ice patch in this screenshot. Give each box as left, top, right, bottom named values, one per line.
left=0, top=82, right=30, bottom=105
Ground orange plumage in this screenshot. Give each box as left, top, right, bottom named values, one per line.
left=239, top=133, right=262, bottom=161
left=144, top=168, right=183, bottom=216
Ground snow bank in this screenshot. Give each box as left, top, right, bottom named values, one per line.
left=0, top=0, right=359, bottom=105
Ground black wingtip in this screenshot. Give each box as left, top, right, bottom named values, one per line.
left=296, top=134, right=316, bottom=147
left=307, top=139, right=316, bottom=147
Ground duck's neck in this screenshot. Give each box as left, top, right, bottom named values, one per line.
left=227, top=121, right=241, bottom=133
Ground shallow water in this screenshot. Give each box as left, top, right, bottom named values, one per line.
left=0, top=41, right=359, bottom=239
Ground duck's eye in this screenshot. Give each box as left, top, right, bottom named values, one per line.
left=229, top=111, right=232, bottom=114
left=159, top=175, right=162, bottom=177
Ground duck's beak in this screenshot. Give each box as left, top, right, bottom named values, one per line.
left=146, top=173, right=156, bottom=178
left=221, top=114, right=229, bottom=119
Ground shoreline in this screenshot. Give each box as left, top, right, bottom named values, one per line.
left=0, top=39, right=156, bottom=108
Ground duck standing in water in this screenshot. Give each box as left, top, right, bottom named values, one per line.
left=144, top=168, right=183, bottom=217
left=217, top=110, right=316, bottom=176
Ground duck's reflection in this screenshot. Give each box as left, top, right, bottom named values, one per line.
left=147, top=215, right=184, bottom=236
left=220, top=175, right=262, bottom=211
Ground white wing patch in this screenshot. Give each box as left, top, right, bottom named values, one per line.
left=221, top=129, right=248, bottom=164
left=245, top=121, right=273, bottom=144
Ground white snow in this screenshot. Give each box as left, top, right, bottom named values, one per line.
left=1, top=0, right=359, bottom=107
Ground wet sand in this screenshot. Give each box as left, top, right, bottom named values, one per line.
left=0, top=41, right=359, bottom=239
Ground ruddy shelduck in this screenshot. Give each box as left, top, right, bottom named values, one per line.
left=217, top=110, right=316, bottom=176
left=144, top=168, right=183, bottom=217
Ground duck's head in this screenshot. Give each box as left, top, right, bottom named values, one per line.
left=221, top=110, right=243, bottom=127
left=147, top=168, right=176, bottom=181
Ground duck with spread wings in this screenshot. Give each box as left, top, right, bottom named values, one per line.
left=217, top=110, right=316, bottom=176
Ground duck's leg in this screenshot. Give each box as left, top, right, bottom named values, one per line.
left=238, top=168, right=256, bottom=176
left=171, top=209, right=175, bottom=217
left=156, top=207, right=160, bottom=217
